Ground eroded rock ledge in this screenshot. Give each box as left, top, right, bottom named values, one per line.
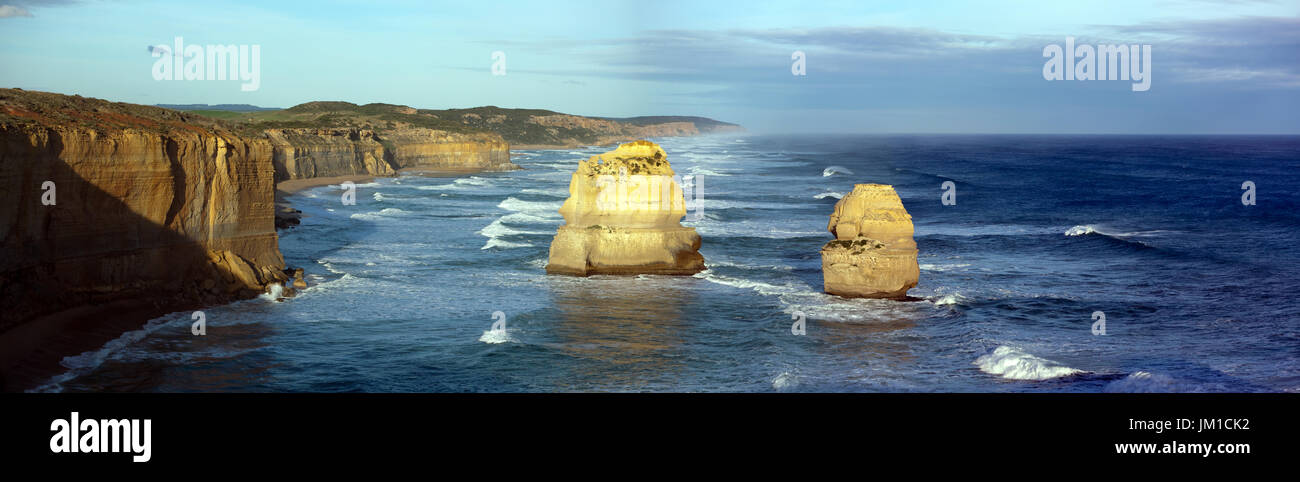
left=820, top=184, right=919, bottom=299
left=545, top=140, right=705, bottom=276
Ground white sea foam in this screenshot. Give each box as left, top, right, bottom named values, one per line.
left=1065, top=225, right=1097, bottom=236
left=416, top=183, right=457, bottom=191
left=30, top=285, right=299, bottom=392
left=920, top=263, right=971, bottom=272
left=694, top=270, right=909, bottom=324
left=520, top=187, right=568, bottom=197
left=705, top=259, right=795, bottom=272
left=372, top=192, right=386, bottom=202
left=1065, top=224, right=1174, bottom=239
left=479, top=329, right=514, bottom=344
left=814, top=192, right=843, bottom=199
left=693, top=270, right=805, bottom=298
left=417, top=177, right=495, bottom=191
left=480, top=218, right=548, bottom=238
left=481, top=238, right=534, bottom=250
left=772, top=372, right=799, bottom=391
left=28, top=315, right=181, bottom=392
left=498, top=197, right=563, bottom=219
left=822, top=166, right=854, bottom=177
left=349, top=208, right=409, bottom=221
left=294, top=273, right=359, bottom=297
left=259, top=283, right=286, bottom=301
left=974, top=346, right=1084, bottom=380
left=932, top=293, right=968, bottom=306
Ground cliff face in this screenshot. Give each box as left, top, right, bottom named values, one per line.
left=526, top=115, right=700, bottom=145
left=820, top=184, right=919, bottom=299
left=267, top=127, right=513, bottom=181
left=0, top=104, right=288, bottom=334
left=381, top=129, right=512, bottom=171
left=266, top=128, right=396, bottom=180
left=546, top=140, right=705, bottom=276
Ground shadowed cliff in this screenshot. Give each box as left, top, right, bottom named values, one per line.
left=0, top=89, right=290, bottom=391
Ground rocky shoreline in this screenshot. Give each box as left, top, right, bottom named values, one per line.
left=0, top=89, right=743, bottom=391
left=0, top=89, right=523, bottom=391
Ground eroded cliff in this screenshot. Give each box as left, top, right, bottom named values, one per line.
left=267, top=127, right=513, bottom=182
left=0, top=90, right=290, bottom=335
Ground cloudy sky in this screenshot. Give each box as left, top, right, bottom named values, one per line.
left=1, top=0, right=1297, bottom=133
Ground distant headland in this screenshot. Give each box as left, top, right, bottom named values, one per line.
left=162, top=102, right=744, bottom=149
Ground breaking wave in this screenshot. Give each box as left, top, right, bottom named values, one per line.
left=498, top=197, right=563, bottom=219
left=1064, top=225, right=1097, bottom=236
left=478, top=329, right=515, bottom=344
left=823, top=166, right=854, bottom=177
left=772, top=371, right=799, bottom=391
left=349, top=208, right=409, bottom=221
left=974, top=346, right=1084, bottom=380
left=931, top=293, right=969, bottom=306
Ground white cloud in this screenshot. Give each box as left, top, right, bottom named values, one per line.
left=0, top=5, right=33, bottom=18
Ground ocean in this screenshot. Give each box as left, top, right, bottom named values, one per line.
left=34, top=134, right=1300, bottom=392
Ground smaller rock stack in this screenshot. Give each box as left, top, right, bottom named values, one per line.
left=820, top=184, right=919, bottom=299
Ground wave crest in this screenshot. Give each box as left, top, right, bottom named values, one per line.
left=974, top=346, right=1084, bottom=380
left=822, top=166, right=854, bottom=177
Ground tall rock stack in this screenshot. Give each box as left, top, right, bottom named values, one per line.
left=545, top=140, right=705, bottom=276
left=820, top=184, right=919, bottom=299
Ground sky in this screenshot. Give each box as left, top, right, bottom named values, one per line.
left=0, top=0, right=1297, bottom=133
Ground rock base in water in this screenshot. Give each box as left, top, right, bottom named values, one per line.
left=820, top=184, right=919, bottom=299
left=546, top=225, right=704, bottom=276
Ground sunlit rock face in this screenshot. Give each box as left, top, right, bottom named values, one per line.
left=545, top=140, right=705, bottom=276
left=266, top=127, right=514, bottom=182
left=820, top=184, right=919, bottom=299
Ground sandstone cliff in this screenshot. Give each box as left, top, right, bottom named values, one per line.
left=265, top=127, right=513, bottom=181
left=546, top=140, right=705, bottom=276
left=0, top=89, right=290, bottom=334
left=820, top=184, right=919, bottom=299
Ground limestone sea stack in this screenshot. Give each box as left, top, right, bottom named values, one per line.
left=820, top=184, right=919, bottom=299
left=545, top=140, right=705, bottom=276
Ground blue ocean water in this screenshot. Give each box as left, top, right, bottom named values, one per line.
left=36, top=134, right=1300, bottom=392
